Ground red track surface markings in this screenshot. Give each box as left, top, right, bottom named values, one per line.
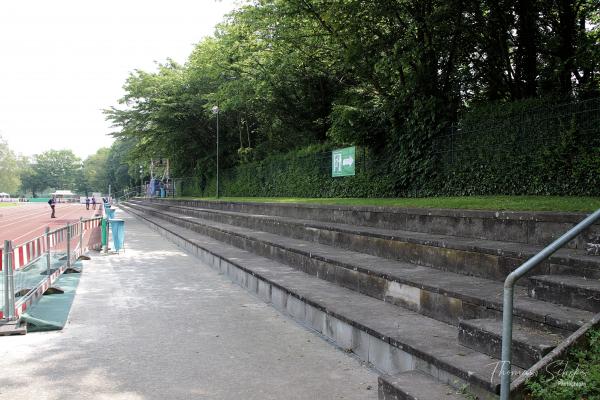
left=0, top=203, right=102, bottom=246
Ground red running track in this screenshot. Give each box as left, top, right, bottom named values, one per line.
left=0, top=203, right=102, bottom=247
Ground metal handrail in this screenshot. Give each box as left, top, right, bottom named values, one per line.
left=116, top=190, right=139, bottom=203
left=500, top=208, right=600, bottom=399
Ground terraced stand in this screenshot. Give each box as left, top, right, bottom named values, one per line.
left=121, top=199, right=600, bottom=400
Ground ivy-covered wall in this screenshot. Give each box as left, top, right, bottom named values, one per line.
left=187, top=98, right=600, bottom=198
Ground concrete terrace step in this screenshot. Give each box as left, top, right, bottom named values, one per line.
left=122, top=203, right=514, bottom=398
left=144, top=198, right=600, bottom=250
left=529, top=275, right=600, bottom=313
left=457, top=318, right=566, bottom=369
left=125, top=201, right=594, bottom=334
left=134, top=200, right=600, bottom=282
left=379, top=370, right=468, bottom=400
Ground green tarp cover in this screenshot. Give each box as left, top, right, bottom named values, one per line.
left=20, top=261, right=83, bottom=332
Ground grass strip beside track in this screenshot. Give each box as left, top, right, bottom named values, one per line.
left=0, top=202, right=18, bottom=208
left=173, top=196, right=600, bottom=213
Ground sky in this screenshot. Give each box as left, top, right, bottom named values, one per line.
left=0, top=0, right=240, bottom=159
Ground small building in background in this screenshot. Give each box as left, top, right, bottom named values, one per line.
left=51, top=190, right=76, bottom=203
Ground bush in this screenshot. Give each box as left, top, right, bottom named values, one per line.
left=192, top=97, right=600, bottom=198
left=526, top=328, right=600, bottom=400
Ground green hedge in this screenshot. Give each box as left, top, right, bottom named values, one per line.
left=433, top=98, right=600, bottom=196
left=202, top=144, right=394, bottom=198
left=188, top=98, right=600, bottom=198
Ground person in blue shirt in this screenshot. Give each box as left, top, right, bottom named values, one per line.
left=48, top=196, right=56, bottom=218
left=85, top=196, right=90, bottom=210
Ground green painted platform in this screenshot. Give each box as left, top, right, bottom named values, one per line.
left=20, top=261, right=83, bottom=332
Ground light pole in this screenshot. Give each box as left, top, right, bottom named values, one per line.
left=212, top=105, right=220, bottom=199
left=139, top=165, right=144, bottom=196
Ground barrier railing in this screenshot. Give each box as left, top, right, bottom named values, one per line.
left=0, top=216, right=102, bottom=322
left=115, top=190, right=140, bottom=204
left=500, top=208, right=600, bottom=399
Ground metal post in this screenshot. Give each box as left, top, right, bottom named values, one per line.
left=79, top=217, right=84, bottom=257
left=140, top=165, right=144, bottom=197
left=499, top=286, right=514, bottom=400
left=101, top=218, right=108, bottom=254
left=7, top=241, right=14, bottom=320
left=212, top=105, right=220, bottom=199
left=45, top=227, right=51, bottom=274
left=66, top=224, right=71, bottom=268
left=216, top=109, right=220, bottom=199
left=2, top=240, right=10, bottom=320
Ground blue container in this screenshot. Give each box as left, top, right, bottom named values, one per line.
left=160, top=187, right=165, bottom=197
left=109, top=219, right=125, bottom=252
left=106, top=207, right=116, bottom=219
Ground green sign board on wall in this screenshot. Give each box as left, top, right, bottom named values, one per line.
left=332, top=146, right=356, bottom=177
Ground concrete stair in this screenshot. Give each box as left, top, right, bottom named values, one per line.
left=379, top=371, right=467, bottom=400
left=122, top=199, right=600, bottom=399
left=136, top=201, right=600, bottom=282
left=457, top=318, right=565, bottom=369
left=148, top=199, right=599, bottom=250
left=528, top=275, right=600, bottom=313
left=125, top=200, right=594, bottom=333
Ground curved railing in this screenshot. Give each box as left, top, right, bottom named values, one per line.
left=500, top=208, right=600, bottom=400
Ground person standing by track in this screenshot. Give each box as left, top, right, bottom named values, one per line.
left=92, top=197, right=96, bottom=210
left=48, top=196, right=56, bottom=218
left=85, top=196, right=90, bottom=210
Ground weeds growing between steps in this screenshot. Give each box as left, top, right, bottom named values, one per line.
left=526, top=328, right=600, bottom=399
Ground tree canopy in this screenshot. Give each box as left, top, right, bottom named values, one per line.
left=106, top=0, right=600, bottom=184
left=4, top=1, right=598, bottom=198
left=0, top=140, right=135, bottom=197
left=104, top=0, right=599, bottom=194
left=0, top=136, right=21, bottom=194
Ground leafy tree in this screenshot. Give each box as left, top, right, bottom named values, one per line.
left=83, top=148, right=110, bottom=193
left=104, top=0, right=600, bottom=197
left=21, top=150, right=82, bottom=194
left=105, top=138, right=137, bottom=194
left=0, top=136, right=21, bottom=194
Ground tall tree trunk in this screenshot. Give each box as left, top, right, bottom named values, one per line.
left=515, top=0, right=538, bottom=98
left=556, top=0, right=576, bottom=98
left=485, top=0, right=513, bottom=100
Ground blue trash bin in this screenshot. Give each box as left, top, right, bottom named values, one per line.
left=160, top=187, right=165, bottom=198
left=106, top=207, right=115, bottom=219
left=109, top=219, right=125, bottom=252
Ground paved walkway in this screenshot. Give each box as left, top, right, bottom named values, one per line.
left=0, top=209, right=378, bottom=399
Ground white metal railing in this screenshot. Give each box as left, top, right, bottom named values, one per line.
left=1, top=216, right=102, bottom=322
